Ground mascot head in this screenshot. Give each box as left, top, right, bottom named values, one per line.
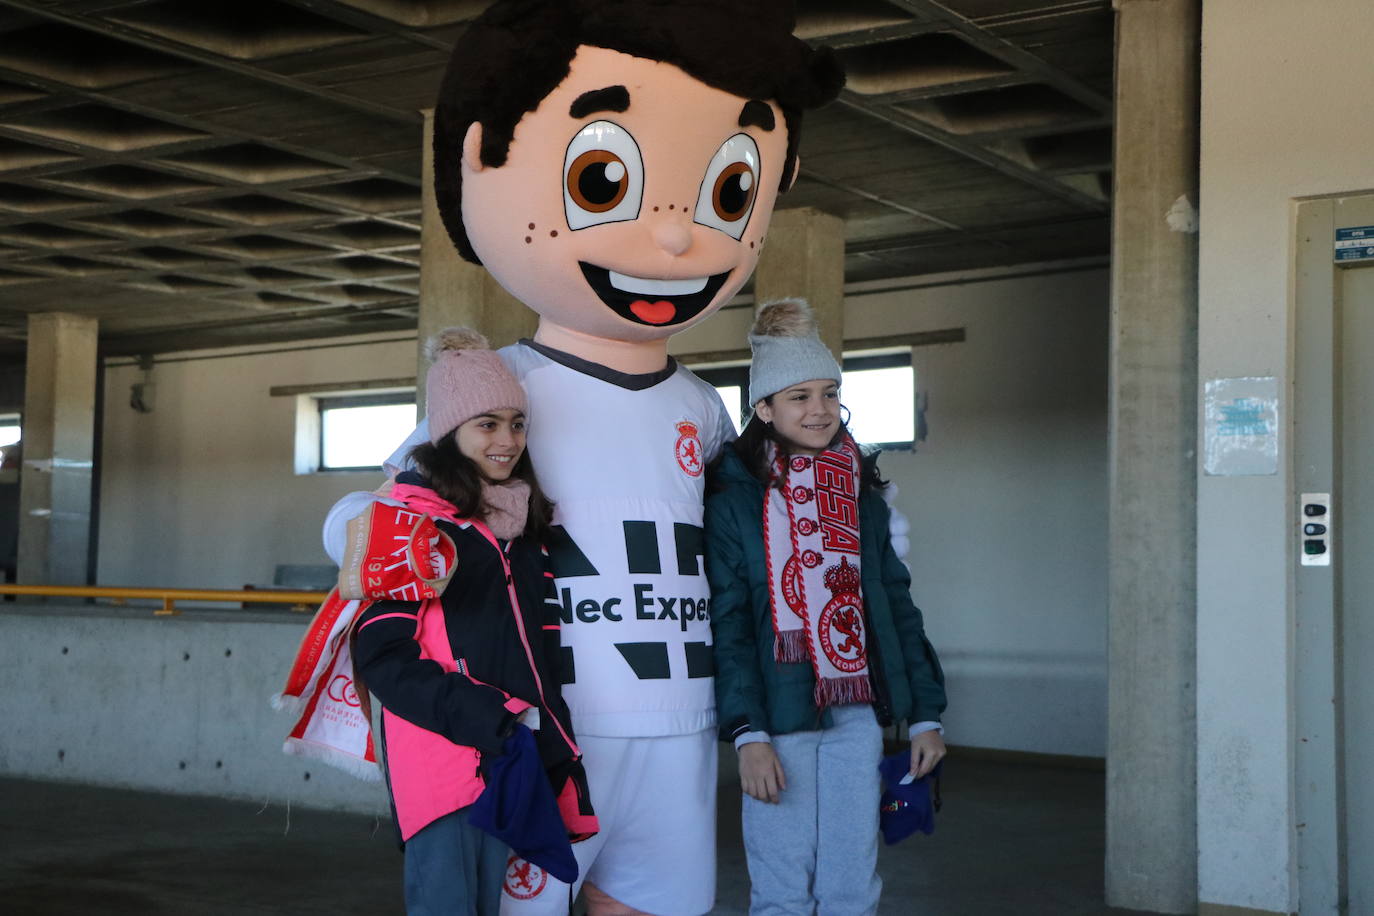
left=433, top=0, right=844, bottom=346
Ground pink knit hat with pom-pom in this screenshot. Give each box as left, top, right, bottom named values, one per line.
left=424, top=327, right=527, bottom=444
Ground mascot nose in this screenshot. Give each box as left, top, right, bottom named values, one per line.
left=653, top=219, right=693, bottom=257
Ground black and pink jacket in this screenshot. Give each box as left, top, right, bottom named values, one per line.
left=351, top=476, right=596, bottom=844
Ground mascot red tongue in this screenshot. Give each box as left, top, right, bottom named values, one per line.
left=631, top=300, right=676, bottom=324
left=376, top=2, right=841, bottom=912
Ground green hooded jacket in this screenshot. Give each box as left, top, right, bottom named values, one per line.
left=704, top=444, right=947, bottom=741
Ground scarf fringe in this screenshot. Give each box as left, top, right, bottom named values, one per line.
left=282, top=737, right=383, bottom=783
left=813, top=674, right=874, bottom=709
left=269, top=692, right=306, bottom=716
left=774, top=629, right=809, bottom=664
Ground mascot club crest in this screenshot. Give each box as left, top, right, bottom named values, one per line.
left=504, top=856, right=548, bottom=899
left=674, top=420, right=704, bottom=477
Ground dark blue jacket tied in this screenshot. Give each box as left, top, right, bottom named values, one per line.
left=470, top=724, right=579, bottom=884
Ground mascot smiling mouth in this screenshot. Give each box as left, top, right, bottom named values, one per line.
left=579, top=262, right=732, bottom=327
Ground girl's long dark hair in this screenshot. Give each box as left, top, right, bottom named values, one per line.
left=407, top=432, right=555, bottom=542
left=731, top=399, right=886, bottom=494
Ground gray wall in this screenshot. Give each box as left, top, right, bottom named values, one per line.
left=0, top=605, right=387, bottom=815
left=857, top=269, right=1109, bottom=758
left=98, top=334, right=414, bottom=591
left=1196, top=1, right=1374, bottom=911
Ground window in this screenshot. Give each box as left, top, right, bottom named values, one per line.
left=839, top=352, right=915, bottom=448
left=693, top=364, right=751, bottom=434
left=695, top=350, right=916, bottom=449
left=306, top=392, right=416, bottom=472
left=0, top=414, right=18, bottom=449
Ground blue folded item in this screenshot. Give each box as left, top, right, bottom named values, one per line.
left=469, top=724, right=578, bottom=884
left=877, top=750, right=942, bottom=845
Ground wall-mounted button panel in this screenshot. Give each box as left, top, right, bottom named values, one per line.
left=1300, top=492, right=1332, bottom=567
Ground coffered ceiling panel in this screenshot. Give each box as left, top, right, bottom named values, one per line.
left=0, top=0, right=1113, bottom=356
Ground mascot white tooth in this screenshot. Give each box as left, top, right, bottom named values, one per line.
left=323, top=3, right=844, bottom=912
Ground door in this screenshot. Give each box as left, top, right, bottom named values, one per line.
left=1295, top=193, right=1374, bottom=914
left=1338, top=248, right=1374, bottom=914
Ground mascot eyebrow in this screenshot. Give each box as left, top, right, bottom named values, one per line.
left=566, top=86, right=776, bottom=135
left=738, top=99, right=776, bottom=131
left=569, top=85, right=631, bottom=119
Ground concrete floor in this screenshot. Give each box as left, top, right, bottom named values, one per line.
left=1, top=756, right=1155, bottom=915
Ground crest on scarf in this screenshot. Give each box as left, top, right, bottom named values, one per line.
left=818, top=557, right=866, bottom=673
left=675, top=420, right=704, bottom=477
left=408, top=514, right=458, bottom=583
left=504, top=856, right=549, bottom=899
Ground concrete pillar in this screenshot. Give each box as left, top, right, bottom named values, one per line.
left=753, top=207, right=846, bottom=358
left=17, top=312, right=98, bottom=586
left=418, top=109, right=536, bottom=409
left=1107, top=1, right=1200, bottom=912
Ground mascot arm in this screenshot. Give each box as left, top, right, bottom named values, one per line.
left=881, top=481, right=911, bottom=564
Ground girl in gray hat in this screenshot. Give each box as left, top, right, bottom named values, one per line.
left=705, top=299, right=947, bottom=915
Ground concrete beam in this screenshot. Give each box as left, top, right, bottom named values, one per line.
left=1107, top=0, right=1200, bottom=912
left=417, top=110, right=536, bottom=410
left=17, top=312, right=98, bottom=586
left=753, top=207, right=846, bottom=359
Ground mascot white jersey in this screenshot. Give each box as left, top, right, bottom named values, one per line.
left=506, top=342, right=734, bottom=736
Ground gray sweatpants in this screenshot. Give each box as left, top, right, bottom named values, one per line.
left=741, top=704, right=885, bottom=916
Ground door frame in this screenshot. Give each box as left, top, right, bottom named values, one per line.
left=1291, top=192, right=1374, bottom=913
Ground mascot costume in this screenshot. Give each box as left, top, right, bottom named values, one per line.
left=303, top=2, right=844, bottom=912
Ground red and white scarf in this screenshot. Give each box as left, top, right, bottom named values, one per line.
left=273, top=485, right=461, bottom=780
left=763, top=435, right=874, bottom=708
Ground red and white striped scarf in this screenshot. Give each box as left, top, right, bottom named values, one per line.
left=763, top=435, right=874, bottom=708
left=273, top=485, right=460, bottom=780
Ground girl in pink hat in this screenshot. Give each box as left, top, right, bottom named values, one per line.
left=350, top=328, right=595, bottom=915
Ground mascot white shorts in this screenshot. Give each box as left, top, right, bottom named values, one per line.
left=500, top=729, right=718, bottom=916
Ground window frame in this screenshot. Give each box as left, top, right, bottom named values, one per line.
left=692, top=363, right=752, bottom=433
left=694, top=348, right=917, bottom=451
left=307, top=390, right=417, bottom=474
left=836, top=350, right=918, bottom=452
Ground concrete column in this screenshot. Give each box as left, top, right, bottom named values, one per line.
left=17, top=312, right=98, bottom=586
left=753, top=207, right=846, bottom=358
left=1107, top=1, right=1200, bottom=912
left=418, top=109, right=536, bottom=409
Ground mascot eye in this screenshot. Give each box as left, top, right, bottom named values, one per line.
left=568, top=150, right=629, bottom=213
left=563, top=120, right=643, bottom=230
left=694, top=133, right=760, bottom=240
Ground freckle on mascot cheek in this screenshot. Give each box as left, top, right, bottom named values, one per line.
left=338, top=2, right=843, bottom=912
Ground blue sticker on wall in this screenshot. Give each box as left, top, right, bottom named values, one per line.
left=1335, top=226, right=1374, bottom=262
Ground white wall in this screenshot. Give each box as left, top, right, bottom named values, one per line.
left=98, top=334, right=415, bottom=591
left=851, top=269, right=1109, bottom=757
left=1197, top=2, right=1374, bottom=911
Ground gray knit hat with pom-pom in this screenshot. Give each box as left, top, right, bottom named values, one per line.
left=747, top=299, right=842, bottom=405
left=425, top=327, right=527, bottom=444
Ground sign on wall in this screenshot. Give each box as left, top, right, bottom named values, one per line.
left=1203, top=376, right=1279, bottom=476
left=1335, top=225, right=1374, bottom=262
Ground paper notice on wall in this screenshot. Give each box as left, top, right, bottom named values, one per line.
left=1204, top=377, right=1279, bottom=476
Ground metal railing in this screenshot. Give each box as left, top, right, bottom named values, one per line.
left=0, top=584, right=328, bottom=616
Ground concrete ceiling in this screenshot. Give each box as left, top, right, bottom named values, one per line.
left=0, top=0, right=1113, bottom=356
